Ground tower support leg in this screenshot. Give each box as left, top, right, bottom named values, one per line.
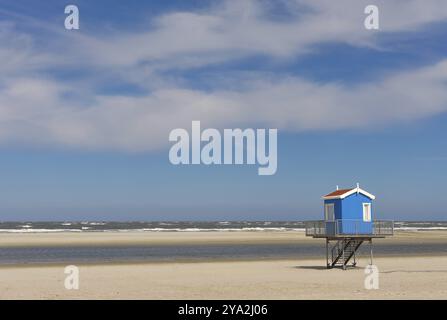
left=342, top=241, right=346, bottom=270
left=326, top=238, right=329, bottom=268
left=369, top=239, right=373, bottom=265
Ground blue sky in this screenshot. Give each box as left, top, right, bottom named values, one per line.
left=0, top=0, right=446, bottom=221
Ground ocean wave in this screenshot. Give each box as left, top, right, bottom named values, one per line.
left=0, top=227, right=305, bottom=233
left=394, top=227, right=447, bottom=231
left=0, top=229, right=83, bottom=233
left=0, top=221, right=445, bottom=233
left=137, top=227, right=306, bottom=232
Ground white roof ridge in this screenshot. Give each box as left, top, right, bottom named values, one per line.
left=322, top=187, right=375, bottom=200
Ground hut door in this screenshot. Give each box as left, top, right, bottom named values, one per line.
left=325, top=203, right=335, bottom=221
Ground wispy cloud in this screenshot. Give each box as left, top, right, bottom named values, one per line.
left=1, top=0, right=447, bottom=151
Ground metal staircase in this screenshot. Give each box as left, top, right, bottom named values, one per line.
left=329, top=239, right=363, bottom=269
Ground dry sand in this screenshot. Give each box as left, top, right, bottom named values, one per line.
left=1, top=256, right=447, bottom=299
left=0, top=231, right=446, bottom=299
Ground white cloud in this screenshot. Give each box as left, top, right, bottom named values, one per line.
left=64, top=0, right=447, bottom=70
left=1, top=59, right=446, bottom=151
left=0, top=0, right=447, bottom=151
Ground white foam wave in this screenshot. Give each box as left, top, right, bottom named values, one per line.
left=395, top=227, right=447, bottom=231
left=0, top=229, right=83, bottom=233
left=139, top=227, right=305, bottom=232
left=1, top=225, right=446, bottom=234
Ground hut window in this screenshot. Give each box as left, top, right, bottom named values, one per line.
left=363, top=203, right=371, bottom=222
left=325, top=203, right=335, bottom=221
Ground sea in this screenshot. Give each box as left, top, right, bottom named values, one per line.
left=0, top=221, right=446, bottom=265
left=1, top=220, right=446, bottom=233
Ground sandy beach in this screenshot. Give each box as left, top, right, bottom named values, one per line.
left=0, top=231, right=446, bottom=299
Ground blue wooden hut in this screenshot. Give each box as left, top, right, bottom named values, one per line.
left=305, top=184, right=394, bottom=269
left=322, top=183, right=375, bottom=235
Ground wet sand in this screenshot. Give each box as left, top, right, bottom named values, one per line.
left=1, top=229, right=447, bottom=247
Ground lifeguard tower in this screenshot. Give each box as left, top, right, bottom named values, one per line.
left=305, top=184, right=393, bottom=269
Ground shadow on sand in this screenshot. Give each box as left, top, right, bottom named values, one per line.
left=292, top=265, right=363, bottom=271
left=293, top=266, right=447, bottom=273
left=380, top=269, right=447, bottom=274
left=292, top=265, right=329, bottom=270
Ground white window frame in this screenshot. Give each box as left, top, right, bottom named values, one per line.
left=325, top=203, right=335, bottom=221
left=362, top=203, right=371, bottom=222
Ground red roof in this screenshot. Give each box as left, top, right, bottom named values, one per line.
left=323, top=188, right=354, bottom=198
